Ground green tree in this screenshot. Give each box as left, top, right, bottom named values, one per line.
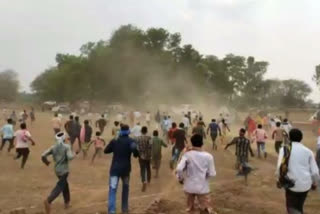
left=0, top=70, right=19, bottom=101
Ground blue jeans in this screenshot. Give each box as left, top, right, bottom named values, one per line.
left=108, top=175, right=130, bottom=214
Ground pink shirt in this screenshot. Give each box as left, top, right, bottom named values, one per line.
left=94, top=137, right=104, bottom=148
left=254, top=129, right=267, bottom=142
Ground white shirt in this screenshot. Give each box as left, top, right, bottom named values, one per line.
left=281, top=123, right=292, bottom=134
left=131, top=125, right=142, bottom=137
left=276, top=142, right=319, bottom=192
left=15, top=130, right=32, bottom=148
left=176, top=150, right=216, bottom=194
left=182, top=117, right=190, bottom=128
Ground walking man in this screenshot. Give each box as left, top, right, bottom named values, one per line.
left=52, top=113, right=62, bottom=134
left=42, top=132, right=74, bottom=214
left=96, top=114, right=107, bottom=134
left=104, top=125, right=139, bottom=214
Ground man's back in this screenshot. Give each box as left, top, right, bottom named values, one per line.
left=281, top=142, right=319, bottom=192
left=209, top=122, right=219, bottom=134
left=136, top=135, right=152, bottom=160
left=173, top=129, right=186, bottom=151
left=105, top=136, right=138, bottom=176
left=177, top=150, right=216, bottom=194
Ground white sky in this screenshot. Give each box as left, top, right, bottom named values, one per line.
left=1, top=0, right=320, bottom=101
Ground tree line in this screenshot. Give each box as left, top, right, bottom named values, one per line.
left=1, top=25, right=317, bottom=109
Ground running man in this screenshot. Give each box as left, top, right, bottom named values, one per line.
left=96, top=114, right=107, bottom=134
left=176, top=134, right=216, bottom=213
left=272, top=122, right=287, bottom=154
left=52, top=113, right=62, bottom=134
left=136, top=126, right=152, bottom=192
left=225, top=128, right=254, bottom=185
left=42, top=132, right=74, bottom=214
left=30, top=108, right=36, bottom=125
left=80, top=120, right=93, bottom=159
left=104, top=124, right=139, bottom=214
left=70, top=116, right=82, bottom=153
left=170, top=123, right=187, bottom=169
left=192, top=122, right=206, bottom=139
left=207, top=119, right=221, bottom=150
left=90, top=131, right=105, bottom=164
left=253, top=124, right=268, bottom=158
left=14, top=123, right=36, bottom=169
left=64, top=115, right=74, bottom=137
left=0, top=118, right=15, bottom=152
left=219, top=119, right=230, bottom=145
left=151, top=130, right=167, bottom=178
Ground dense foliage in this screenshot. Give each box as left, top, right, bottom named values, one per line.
left=31, top=25, right=312, bottom=108
left=0, top=70, right=19, bottom=101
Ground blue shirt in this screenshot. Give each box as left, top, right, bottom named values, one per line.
left=1, top=124, right=14, bottom=139
left=208, top=122, right=221, bottom=135
left=104, top=135, right=139, bottom=176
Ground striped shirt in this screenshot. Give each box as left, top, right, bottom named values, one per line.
left=226, top=136, right=253, bottom=158
left=136, top=135, right=152, bottom=160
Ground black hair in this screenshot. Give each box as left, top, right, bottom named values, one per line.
left=191, top=134, right=203, bottom=147
left=153, top=130, right=159, bottom=137
left=258, top=124, right=262, bottom=129
left=141, top=126, right=148, bottom=134
left=101, top=114, right=105, bottom=118
left=69, top=115, right=74, bottom=120
left=54, top=113, right=58, bottom=117
left=96, top=131, right=101, bottom=136
left=84, top=120, right=89, bottom=125
left=276, top=122, right=281, bottom=127
left=114, top=121, right=120, bottom=126
left=212, top=119, right=216, bottom=122
left=289, top=129, right=303, bottom=142
left=20, top=123, right=27, bottom=129
left=172, top=122, right=177, bottom=128
left=179, top=122, right=185, bottom=128
left=283, top=118, right=288, bottom=123
left=75, top=116, right=79, bottom=121
left=240, top=128, right=246, bottom=134
left=7, top=118, right=12, bottom=124
left=121, top=124, right=129, bottom=131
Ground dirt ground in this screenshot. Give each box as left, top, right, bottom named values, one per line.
left=0, top=112, right=319, bottom=214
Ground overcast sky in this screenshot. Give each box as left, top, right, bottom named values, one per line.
left=1, top=0, right=320, bottom=101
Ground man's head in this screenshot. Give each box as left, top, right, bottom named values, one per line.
left=114, top=121, right=120, bottom=126
left=75, top=116, right=79, bottom=122
left=179, top=122, right=185, bottom=129
left=141, top=126, right=148, bottom=135
left=20, top=123, right=27, bottom=130
left=101, top=114, right=105, bottom=118
left=96, top=131, right=101, bottom=137
left=7, top=118, right=12, bottom=124
left=276, top=122, right=281, bottom=127
left=172, top=122, right=177, bottom=128
left=289, top=129, right=303, bottom=142
left=185, top=114, right=188, bottom=117
left=164, top=116, right=167, bottom=120
left=121, top=124, right=129, bottom=131
left=54, top=113, right=58, bottom=117
left=258, top=124, right=262, bottom=129
left=69, top=115, right=74, bottom=120
left=153, top=130, right=159, bottom=137
left=239, top=128, right=246, bottom=137
left=283, top=118, right=288, bottom=123
left=84, top=120, right=89, bottom=125
left=56, top=132, right=66, bottom=143
left=191, top=134, right=203, bottom=148
left=212, top=119, right=216, bottom=123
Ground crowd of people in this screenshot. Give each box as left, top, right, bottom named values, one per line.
left=0, top=108, right=319, bottom=214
